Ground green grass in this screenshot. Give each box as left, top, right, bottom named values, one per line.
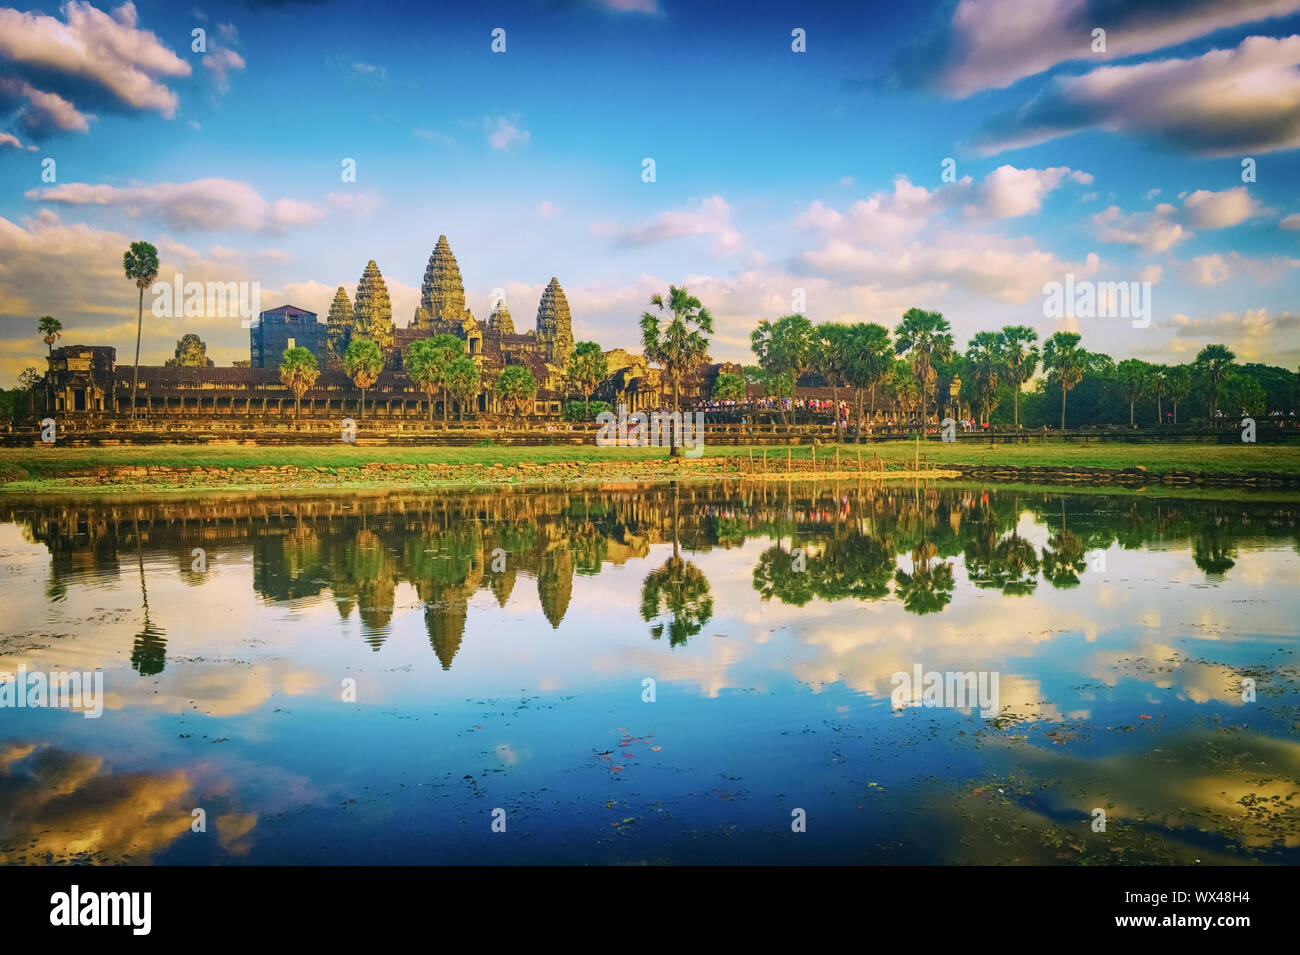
left=2, top=439, right=1297, bottom=479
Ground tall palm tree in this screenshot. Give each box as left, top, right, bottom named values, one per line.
left=38, top=315, right=62, bottom=356
left=641, top=286, right=713, bottom=455
left=995, top=325, right=1038, bottom=429
left=965, top=331, right=1001, bottom=426
left=1194, top=344, right=1236, bottom=423
left=123, top=241, right=159, bottom=421
left=343, top=337, right=383, bottom=419
left=279, top=346, right=319, bottom=420
left=1042, top=331, right=1087, bottom=430
left=843, top=322, right=892, bottom=442
left=445, top=355, right=481, bottom=422
left=38, top=316, right=62, bottom=413
left=894, top=308, right=953, bottom=426
left=1149, top=364, right=1170, bottom=425
left=1165, top=365, right=1192, bottom=424
left=1116, top=358, right=1151, bottom=427
left=494, top=365, right=537, bottom=425
left=565, top=340, right=608, bottom=419
left=811, top=323, right=851, bottom=435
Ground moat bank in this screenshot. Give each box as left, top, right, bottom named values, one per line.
left=2, top=441, right=1298, bottom=494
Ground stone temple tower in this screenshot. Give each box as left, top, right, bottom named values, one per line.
left=414, top=235, right=467, bottom=333
left=488, top=299, right=515, bottom=335
left=535, top=277, right=574, bottom=367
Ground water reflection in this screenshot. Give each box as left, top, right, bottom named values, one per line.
left=1, top=483, right=1297, bottom=864
left=3, top=485, right=1298, bottom=671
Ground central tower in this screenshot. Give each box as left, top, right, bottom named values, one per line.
left=414, top=235, right=468, bottom=333
left=535, top=277, right=574, bottom=367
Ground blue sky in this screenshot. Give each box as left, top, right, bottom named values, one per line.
left=2, top=0, right=1299, bottom=381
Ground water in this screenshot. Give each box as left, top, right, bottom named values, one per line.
left=1, top=482, right=1297, bottom=865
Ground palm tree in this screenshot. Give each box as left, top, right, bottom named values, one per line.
left=843, top=322, right=892, bottom=441
left=640, top=485, right=712, bottom=645
left=995, top=325, right=1038, bottom=429
left=38, top=315, right=62, bottom=356
left=279, top=346, right=319, bottom=420
left=1149, top=364, right=1170, bottom=425
left=751, top=314, right=814, bottom=424
left=890, top=360, right=921, bottom=426
left=965, top=331, right=1001, bottom=426
left=1116, top=358, right=1150, bottom=427
left=565, top=340, right=608, bottom=419
left=343, top=338, right=383, bottom=419
left=38, top=316, right=62, bottom=413
left=1042, top=331, right=1087, bottom=430
left=123, top=241, right=159, bottom=421
left=406, top=338, right=445, bottom=422
left=495, top=365, right=537, bottom=425
left=641, top=286, right=713, bottom=455
left=811, top=323, right=851, bottom=434
left=445, top=355, right=481, bottom=422
left=1165, top=365, right=1192, bottom=424
left=894, top=308, right=953, bottom=427
left=1194, top=344, right=1236, bottom=423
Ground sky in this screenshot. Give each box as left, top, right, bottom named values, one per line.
left=1, top=0, right=1299, bottom=383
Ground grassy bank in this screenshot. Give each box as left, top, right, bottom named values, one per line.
left=1, top=440, right=1296, bottom=494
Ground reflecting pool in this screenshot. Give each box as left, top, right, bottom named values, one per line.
left=1, top=482, right=1297, bottom=864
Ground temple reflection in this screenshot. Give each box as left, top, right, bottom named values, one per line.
left=3, top=485, right=1296, bottom=670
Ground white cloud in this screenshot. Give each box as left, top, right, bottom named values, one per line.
left=486, top=115, right=530, bottom=150
left=27, top=178, right=328, bottom=234
left=0, top=1, right=190, bottom=122
left=903, top=0, right=1300, bottom=97
left=1092, top=188, right=1264, bottom=252
left=1280, top=213, right=1300, bottom=230
left=602, top=195, right=743, bottom=256
left=202, top=45, right=246, bottom=95
left=976, top=35, right=1300, bottom=157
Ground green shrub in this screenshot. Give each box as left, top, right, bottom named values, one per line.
left=562, top=400, right=611, bottom=422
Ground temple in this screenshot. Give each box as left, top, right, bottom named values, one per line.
left=43, top=235, right=739, bottom=423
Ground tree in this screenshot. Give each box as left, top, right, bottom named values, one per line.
left=890, top=360, right=921, bottom=423
left=1194, top=344, right=1236, bottom=421
left=711, top=371, right=747, bottom=403
left=123, top=241, right=159, bottom=420
left=353, top=260, right=394, bottom=355
left=641, top=286, right=713, bottom=455
left=965, top=331, right=1001, bottom=426
left=38, top=316, right=62, bottom=356
left=894, top=308, right=953, bottom=426
left=166, top=333, right=211, bottom=367
left=843, top=322, right=893, bottom=442
left=1149, top=364, right=1170, bottom=424
left=564, top=340, right=608, bottom=419
left=811, top=323, right=852, bottom=432
left=445, top=356, right=481, bottom=422
left=495, top=364, right=537, bottom=423
left=407, top=336, right=464, bottom=422
left=344, top=338, right=383, bottom=419
left=1165, top=365, right=1192, bottom=424
left=326, top=286, right=354, bottom=367
left=1221, top=372, right=1265, bottom=417
left=1042, top=331, right=1087, bottom=429
left=37, top=316, right=61, bottom=413
left=996, top=325, right=1038, bottom=428
left=1116, top=358, right=1150, bottom=427
left=751, top=314, right=814, bottom=423
left=279, top=346, right=319, bottom=420
left=18, top=367, right=41, bottom=390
